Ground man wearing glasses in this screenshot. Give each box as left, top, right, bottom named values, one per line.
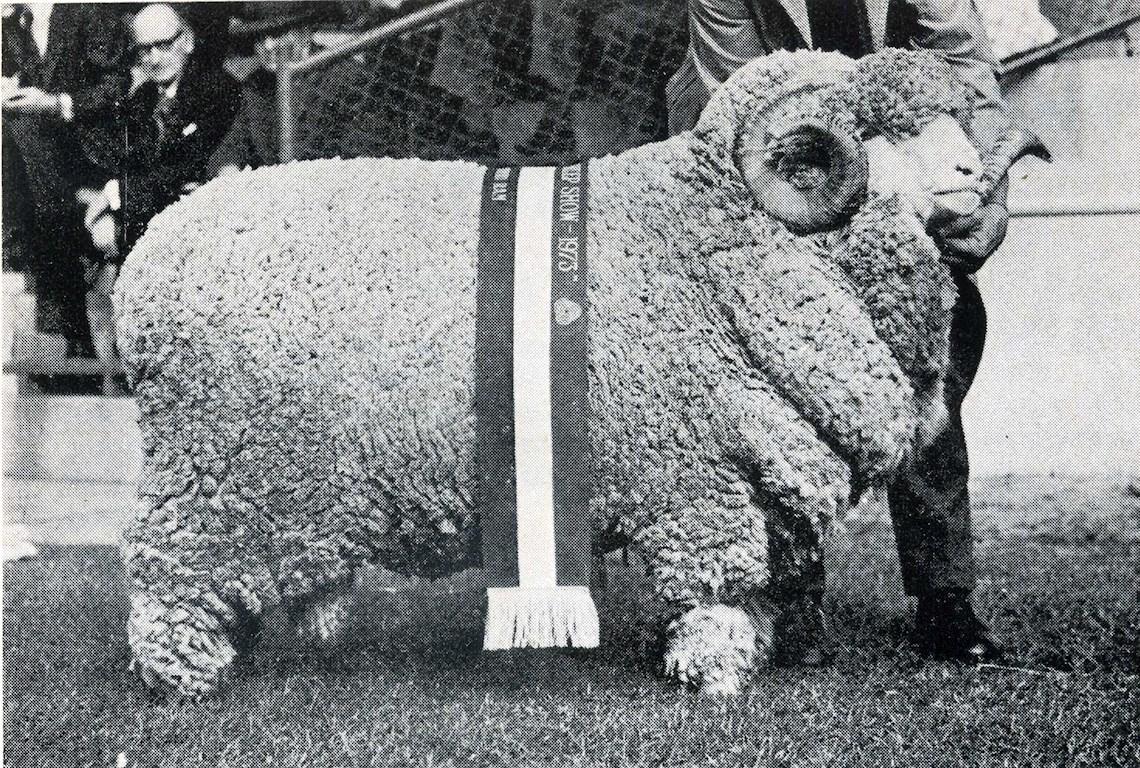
left=112, top=3, right=239, bottom=247
left=78, top=4, right=239, bottom=369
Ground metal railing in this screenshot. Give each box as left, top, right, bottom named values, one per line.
left=277, top=0, right=486, bottom=163
left=998, top=12, right=1140, bottom=76
left=1009, top=199, right=1140, bottom=218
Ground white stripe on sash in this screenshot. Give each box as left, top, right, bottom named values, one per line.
left=512, top=166, right=558, bottom=588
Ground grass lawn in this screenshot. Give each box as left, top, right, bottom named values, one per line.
left=5, top=495, right=1139, bottom=767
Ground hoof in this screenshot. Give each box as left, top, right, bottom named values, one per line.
left=664, top=604, right=768, bottom=696
left=293, top=587, right=356, bottom=645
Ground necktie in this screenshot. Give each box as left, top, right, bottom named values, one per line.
left=806, top=0, right=871, bottom=58
left=154, top=92, right=176, bottom=145
left=14, top=7, right=43, bottom=84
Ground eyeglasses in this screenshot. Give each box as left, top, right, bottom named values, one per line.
left=132, top=29, right=184, bottom=58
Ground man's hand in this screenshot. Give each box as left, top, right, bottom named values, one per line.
left=2, top=86, right=62, bottom=117
left=931, top=200, right=1009, bottom=274
left=129, top=65, right=151, bottom=96
left=1, top=76, right=19, bottom=100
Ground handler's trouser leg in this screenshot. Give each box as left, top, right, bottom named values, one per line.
left=889, top=273, right=986, bottom=598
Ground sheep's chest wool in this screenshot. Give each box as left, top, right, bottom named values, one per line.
left=473, top=163, right=598, bottom=650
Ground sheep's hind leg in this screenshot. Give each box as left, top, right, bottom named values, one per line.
left=127, top=589, right=239, bottom=697
left=125, top=512, right=275, bottom=697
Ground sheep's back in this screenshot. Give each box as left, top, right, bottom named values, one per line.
left=114, top=145, right=759, bottom=577
left=117, top=157, right=485, bottom=374
left=116, top=157, right=488, bottom=570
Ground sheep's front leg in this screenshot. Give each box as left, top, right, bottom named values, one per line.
left=761, top=494, right=831, bottom=667
left=664, top=604, right=773, bottom=696
left=636, top=465, right=774, bottom=695
left=731, top=379, right=853, bottom=636
left=651, top=383, right=853, bottom=689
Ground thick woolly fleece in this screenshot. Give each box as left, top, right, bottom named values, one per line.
left=117, top=48, right=961, bottom=695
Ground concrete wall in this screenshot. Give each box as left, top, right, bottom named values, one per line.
left=968, top=59, right=1140, bottom=475
left=967, top=210, right=1140, bottom=476
left=1003, top=58, right=1140, bottom=161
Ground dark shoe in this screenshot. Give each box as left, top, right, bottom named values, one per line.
left=772, top=594, right=834, bottom=667
left=913, top=590, right=1004, bottom=663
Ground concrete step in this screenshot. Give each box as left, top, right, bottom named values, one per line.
left=3, top=271, right=28, bottom=295
left=3, top=395, right=142, bottom=485
left=6, top=293, right=38, bottom=336
left=9, top=332, right=69, bottom=364
left=3, top=478, right=134, bottom=547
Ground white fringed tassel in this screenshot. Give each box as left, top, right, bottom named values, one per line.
left=484, top=586, right=600, bottom=650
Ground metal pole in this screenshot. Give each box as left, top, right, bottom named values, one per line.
left=1009, top=200, right=1140, bottom=218
left=278, top=54, right=296, bottom=163
left=276, top=0, right=483, bottom=163
left=291, top=0, right=486, bottom=74
left=999, top=12, right=1140, bottom=76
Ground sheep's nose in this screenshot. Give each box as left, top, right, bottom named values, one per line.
left=955, top=151, right=983, bottom=180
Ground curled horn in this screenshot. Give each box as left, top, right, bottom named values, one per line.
left=739, top=117, right=868, bottom=234
left=977, top=128, right=1052, bottom=202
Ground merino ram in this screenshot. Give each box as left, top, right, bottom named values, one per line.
left=116, top=49, right=1042, bottom=697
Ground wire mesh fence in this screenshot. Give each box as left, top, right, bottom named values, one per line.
left=279, top=0, right=688, bottom=167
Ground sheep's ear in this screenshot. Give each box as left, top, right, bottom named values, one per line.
left=739, top=118, right=868, bottom=234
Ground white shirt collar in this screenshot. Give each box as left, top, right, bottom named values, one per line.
left=26, top=3, right=54, bottom=58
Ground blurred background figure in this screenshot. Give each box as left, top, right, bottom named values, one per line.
left=2, top=2, right=126, bottom=358
left=427, top=0, right=683, bottom=165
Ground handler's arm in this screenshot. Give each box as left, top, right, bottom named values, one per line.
left=909, top=0, right=1013, bottom=269
left=686, top=0, right=768, bottom=88
left=907, top=0, right=1011, bottom=153
left=669, top=0, right=769, bottom=132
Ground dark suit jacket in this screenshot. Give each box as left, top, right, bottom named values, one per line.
left=1, top=2, right=126, bottom=317
left=2, top=4, right=127, bottom=222
left=667, top=0, right=1009, bottom=147
left=84, top=55, right=242, bottom=250
left=3, top=3, right=127, bottom=123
